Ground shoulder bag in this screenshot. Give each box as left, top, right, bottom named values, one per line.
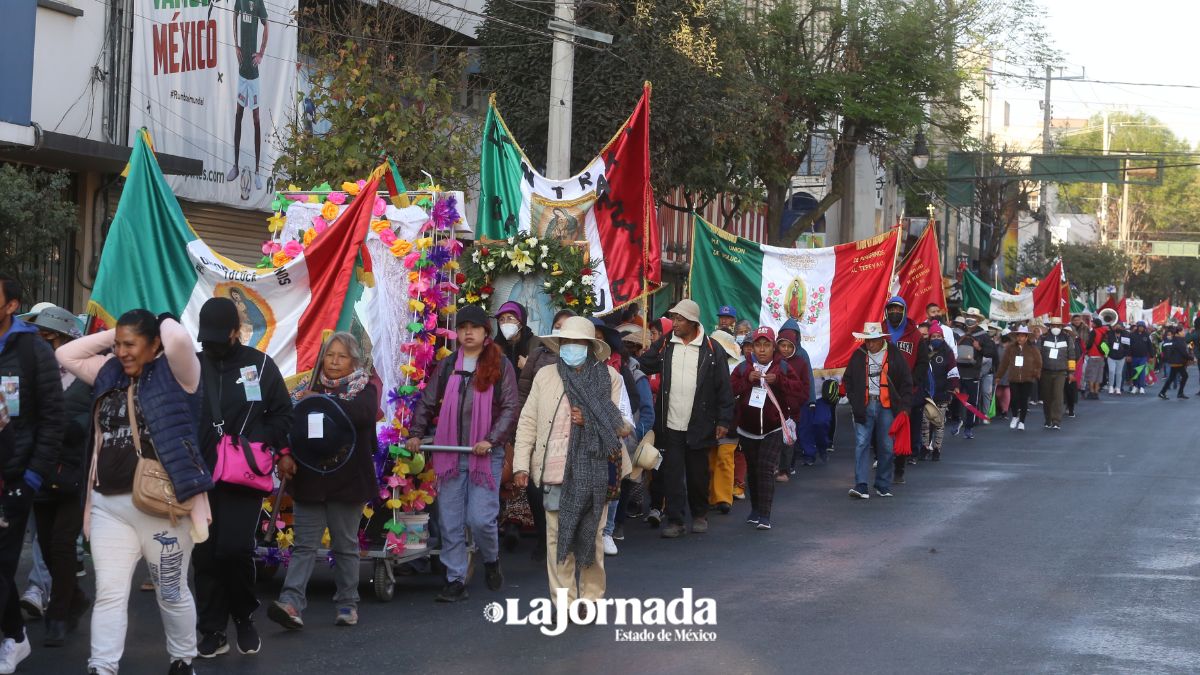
left=207, top=355, right=275, bottom=494
left=128, top=385, right=193, bottom=524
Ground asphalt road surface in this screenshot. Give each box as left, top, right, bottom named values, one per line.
left=15, top=390, right=1200, bottom=674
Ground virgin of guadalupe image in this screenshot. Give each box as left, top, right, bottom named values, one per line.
left=228, top=287, right=268, bottom=348
left=785, top=278, right=806, bottom=320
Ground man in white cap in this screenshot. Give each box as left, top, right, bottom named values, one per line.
left=638, top=299, right=734, bottom=538
left=842, top=322, right=912, bottom=499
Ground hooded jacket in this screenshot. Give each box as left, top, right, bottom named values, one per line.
left=494, top=302, right=535, bottom=370
left=885, top=297, right=926, bottom=379
left=730, top=353, right=803, bottom=435
left=1105, top=328, right=1129, bottom=359
left=778, top=319, right=816, bottom=406
left=0, top=318, right=64, bottom=482
left=1128, top=329, right=1153, bottom=358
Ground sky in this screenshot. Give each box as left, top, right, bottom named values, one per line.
left=992, top=0, right=1200, bottom=146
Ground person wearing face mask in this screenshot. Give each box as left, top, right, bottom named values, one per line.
left=883, top=297, right=926, bottom=483
left=1038, top=316, right=1076, bottom=429
left=775, top=319, right=815, bottom=471
left=733, top=320, right=755, bottom=363
left=996, top=326, right=1041, bottom=430
left=191, top=298, right=292, bottom=658
left=1128, top=321, right=1153, bottom=394
left=843, top=322, right=913, bottom=499
left=494, top=302, right=535, bottom=372
left=952, top=308, right=996, bottom=440
left=917, top=321, right=959, bottom=460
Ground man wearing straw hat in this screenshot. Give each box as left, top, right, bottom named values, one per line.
left=638, top=299, right=734, bottom=538
left=1038, top=316, right=1076, bottom=429
left=842, top=322, right=912, bottom=499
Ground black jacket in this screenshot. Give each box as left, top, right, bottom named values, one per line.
left=38, top=377, right=92, bottom=497
left=1161, top=337, right=1191, bottom=366
left=289, top=383, right=379, bottom=504
left=639, top=333, right=734, bottom=450
left=1105, top=330, right=1129, bottom=360
left=1128, top=331, right=1153, bottom=358
left=198, top=345, right=293, bottom=472
left=843, top=343, right=914, bottom=424
left=0, top=324, right=64, bottom=482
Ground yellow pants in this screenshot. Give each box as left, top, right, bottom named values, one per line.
left=545, top=503, right=607, bottom=602
left=708, top=441, right=737, bottom=506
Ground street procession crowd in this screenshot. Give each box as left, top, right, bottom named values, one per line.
left=0, top=270, right=1194, bottom=673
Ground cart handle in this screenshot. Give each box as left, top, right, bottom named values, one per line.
left=418, top=437, right=489, bottom=453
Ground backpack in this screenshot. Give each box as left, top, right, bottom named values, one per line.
left=955, top=334, right=977, bottom=366
left=821, top=379, right=840, bottom=405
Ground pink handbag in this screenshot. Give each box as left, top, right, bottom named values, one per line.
left=213, top=434, right=274, bottom=493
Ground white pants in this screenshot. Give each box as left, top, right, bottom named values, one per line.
left=89, top=492, right=197, bottom=674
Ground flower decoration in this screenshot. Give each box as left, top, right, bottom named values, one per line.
left=461, top=236, right=597, bottom=313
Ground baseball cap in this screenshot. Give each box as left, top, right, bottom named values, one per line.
left=751, top=326, right=776, bottom=343
left=717, top=305, right=737, bottom=319
left=456, top=305, right=492, bottom=334
left=197, top=297, right=241, bottom=343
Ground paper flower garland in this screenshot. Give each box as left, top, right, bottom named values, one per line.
left=460, top=236, right=598, bottom=311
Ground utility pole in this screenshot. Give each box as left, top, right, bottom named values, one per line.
left=545, top=3, right=612, bottom=180
left=1039, top=65, right=1054, bottom=244
left=1100, top=110, right=1110, bottom=245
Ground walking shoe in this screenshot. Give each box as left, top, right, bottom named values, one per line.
left=603, top=535, right=619, bottom=556
left=660, top=523, right=686, bottom=538
left=964, top=429, right=975, bottom=440
left=335, top=607, right=358, bottom=626
left=435, top=581, right=469, bottom=603
left=746, top=511, right=760, bottom=525
left=775, top=471, right=789, bottom=483
left=0, top=633, right=31, bottom=674
left=733, top=485, right=746, bottom=499
left=1044, top=423, right=1052, bottom=429
left=646, top=508, right=663, bottom=527
left=1139, top=387, right=1146, bottom=394
left=691, top=517, right=709, bottom=534
left=484, top=560, right=504, bottom=591
left=848, top=486, right=869, bottom=500
left=951, top=421, right=962, bottom=436
left=19, top=588, right=44, bottom=619
left=802, top=457, right=815, bottom=467
left=1010, top=417, right=1019, bottom=429
left=612, top=524, right=625, bottom=541
left=167, top=659, right=194, bottom=675
left=197, top=631, right=229, bottom=658
left=789, top=467, right=797, bottom=475
left=908, top=457, right=917, bottom=465
left=715, top=502, right=732, bottom=515
left=931, top=449, right=941, bottom=461
left=894, top=474, right=906, bottom=484
left=267, top=601, right=304, bottom=630
left=874, top=486, right=894, bottom=498
left=1067, top=411, right=1076, bottom=417
left=756, top=518, right=772, bottom=530
left=1017, top=422, right=1025, bottom=430
left=1180, top=394, right=1190, bottom=400
left=1159, top=392, right=1168, bottom=400
left=43, top=619, right=67, bottom=647
left=233, top=618, right=261, bottom=655
left=1052, top=424, right=1061, bottom=430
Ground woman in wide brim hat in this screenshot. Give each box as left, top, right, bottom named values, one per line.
left=512, top=316, right=631, bottom=603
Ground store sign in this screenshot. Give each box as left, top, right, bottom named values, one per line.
left=130, top=0, right=298, bottom=210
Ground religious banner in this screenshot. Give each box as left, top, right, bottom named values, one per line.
left=960, top=270, right=1035, bottom=322
left=129, top=0, right=299, bottom=210
left=894, top=223, right=945, bottom=323
left=477, top=84, right=660, bottom=314
left=688, top=215, right=899, bottom=372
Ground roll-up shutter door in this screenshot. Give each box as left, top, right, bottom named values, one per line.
left=178, top=200, right=269, bottom=267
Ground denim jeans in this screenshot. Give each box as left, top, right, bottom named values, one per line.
left=1107, top=358, right=1125, bottom=390
left=1131, top=356, right=1148, bottom=387
left=437, top=453, right=502, bottom=584
left=853, top=399, right=894, bottom=491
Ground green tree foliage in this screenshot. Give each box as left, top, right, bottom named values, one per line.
left=1126, top=258, right=1200, bottom=306
left=275, top=2, right=479, bottom=190
left=0, top=165, right=78, bottom=302
left=1016, top=238, right=1128, bottom=296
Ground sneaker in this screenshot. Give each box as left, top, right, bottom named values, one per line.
left=1159, top=392, right=1168, bottom=400
left=435, top=580, right=469, bottom=603
left=612, top=524, right=625, bottom=541
left=894, top=474, right=906, bottom=484
left=775, top=472, right=789, bottom=483
left=1067, top=411, right=1076, bottom=417
left=848, top=487, right=869, bottom=500
left=19, top=588, right=44, bottom=619
left=1052, top=424, right=1061, bottom=430
left=1139, top=387, right=1146, bottom=394
left=931, top=449, right=941, bottom=461
left=907, top=457, right=917, bottom=465
left=225, top=166, right=240, bottom=182
left=233, top=618, right=260, bottom=655
left=756, top=518, right=772, bottom=530
left=168, top=659, right=194, bottom=675
left=1180, top=394, right=1190, bottom=400
left=603, top=535, right=619, bottom=556
left=964, top=429, right=975, bottom=440
left=197, top=631, right=229, bottom=658
left=874, top=486, right=894, bottom=498
left=745, top=511, right=760, bottom=525
left=1010, top=417, right=1019, bottom=429
left=1044, top=423, right=1052, bottom=429
left=484, top=560, right=504, bottom=591
left=715, top=502, right=731, bottom=515
left=1017, top=422, right=1025, bottom=430
left=733, top=487, right=746, bottom=500
left=788, top=467, right=797, bottom=475
left=660, top=523, right=686, bottom=539
left=0, top=633, right=31, bottom=675
left=691, top=517, right=708, bottom=534
left=646, top=508, right=663, bottom=527
left=802, top=457, right=815, bottom=467
left=267, top=601, right=303, bottom=630
left=43, top=619, right=67, bottom=647
left=335, top=607, right=358, bottom=626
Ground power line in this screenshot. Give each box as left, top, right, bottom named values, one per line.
left=986, top=69, right=1200, bottom=91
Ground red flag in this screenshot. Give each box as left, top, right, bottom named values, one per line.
left=1033, top=259, right=1070, bottom=321
left=894, top=224, right=945, bottom=324
left=592, top=83, right=660, bottom=311
left=1152, top=299, right=1171, bottom=326
left=954, top=391, right=990, bottom=421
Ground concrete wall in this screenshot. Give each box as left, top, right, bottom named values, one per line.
left=30, top=0, right=108, bottom=141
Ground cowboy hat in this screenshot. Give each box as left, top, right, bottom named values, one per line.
left=852, top=322, right=887, bottom=340
left=538, top=316, right=611, bottom=361
left=1047, top=315, right=1065, bottom=325
left=709, top=329, right=741, bottom=361
left=667, top=299, right=701, bottom=324
left=24, top=305, right=82, bottom=338
left=1014, top=325, right=1031, bottom=334
left=923, top=397, right=944, bottom=426
left=629, top=431, right=661, bottom=481
left=964, top=307, right=987, bottom=321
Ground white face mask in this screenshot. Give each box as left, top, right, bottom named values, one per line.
left=499, top=323, right=520, bottom=340
left=1050, top=327, right=1062, bottom=336
left=735, top=335, right=747, bottom=345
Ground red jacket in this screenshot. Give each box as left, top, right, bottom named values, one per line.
left=1086, top=325, right=1108, bottom=358
left=731, top=355, right=803, bottom=436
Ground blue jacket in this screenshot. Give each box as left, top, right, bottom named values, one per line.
left=92, top=354, right=213, bottom=503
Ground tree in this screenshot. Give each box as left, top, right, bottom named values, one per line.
left=0, top=165, right=79, bottom=301
left=1016, top=238, right=1129, bottom=299
left=1126, top=258, right=1200, bottom=307
left=274, top=2, right=479, bottom=191
left=974, top=146, right=1037, bottom=285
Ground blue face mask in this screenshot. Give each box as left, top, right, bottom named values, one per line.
left=559, top=343, right=589, bottom=367
left=931, top=338, right=944, bottom=348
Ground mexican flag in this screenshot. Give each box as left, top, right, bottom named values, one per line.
left=688, top=216, right=899, bottom=372
left=477, top=84, right=660, bottom=314
left=87, top=130, right=375, bottom=379
left=960, top=270, right=1034, bottom=322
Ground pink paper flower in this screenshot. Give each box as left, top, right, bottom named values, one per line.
left=262, top=241, right=281, bottom=256
left=379, top=228, right=398, bottom=246
left=373, top=197, right=387, bottom=217
left=326, top=191, right=347, bottom=205
left=283, top=240, right=304, bottom=258
left=311, top=215, right=327, bottom=233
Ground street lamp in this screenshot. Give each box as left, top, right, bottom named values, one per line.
left=911, top=130, right=930, bottom=169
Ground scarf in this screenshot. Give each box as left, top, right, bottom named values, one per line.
left=431, top=349, right=497, bottom=489
left=555, top=357, right=624, bottom=568
left=886, top=316, right=907, bottom=344
left=318, top=368, right=369, bottom=401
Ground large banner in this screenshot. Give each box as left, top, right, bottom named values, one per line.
left=689, top=216, right=899, bottom=372
left=477, top=84, right=660, bottom=315
left=130, top=0, right=298, bottom=210
left=894, top=223, right=946, bottom=323
left=961, top=271, right=1034, bottom=322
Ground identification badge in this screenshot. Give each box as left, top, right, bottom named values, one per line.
left=307, top=412, right=324, bottom=439
left=240, top=365, right=262, bottom=402
left=1014, top=356, right=1024, bottom=367
left=1049, top=348, right=1059, bottom=360
left=749, top=387, right=768, bottom=409
left=0, top=376, right=19, bottom=417
left=1121, top=337, right=1130, bottom=345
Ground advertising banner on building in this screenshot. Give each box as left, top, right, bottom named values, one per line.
left=129, top=0, right=298, bottom=210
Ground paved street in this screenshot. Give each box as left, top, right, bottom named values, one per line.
left=17, top=391, right=1200, bottom=674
